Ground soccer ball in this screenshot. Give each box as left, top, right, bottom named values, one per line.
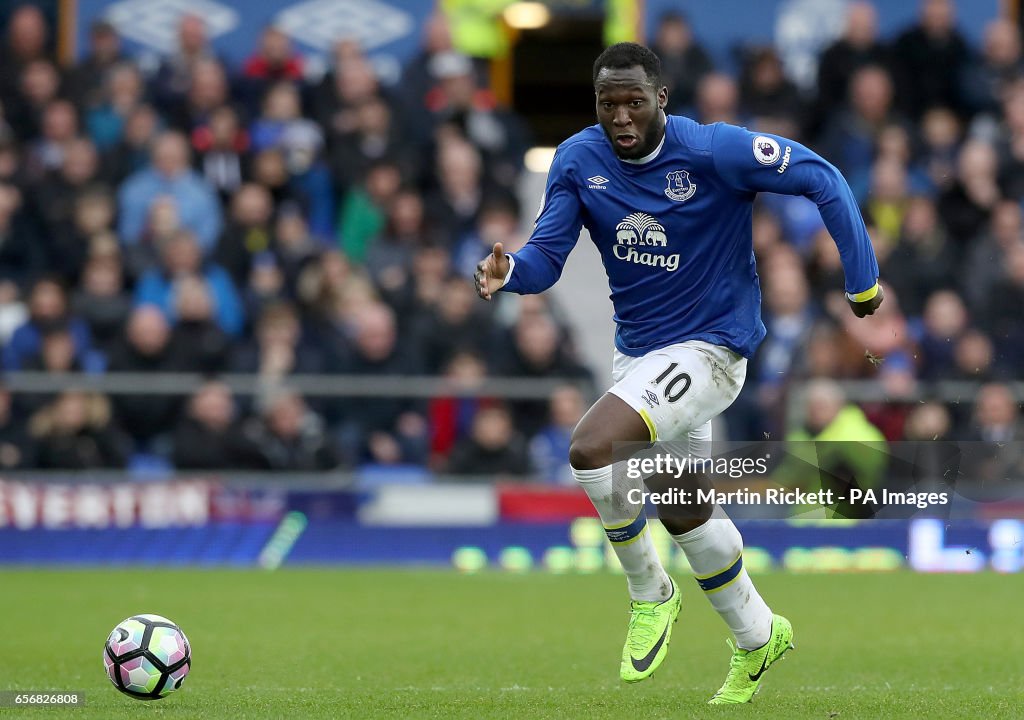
left=103, top=614, right=191, bottom=700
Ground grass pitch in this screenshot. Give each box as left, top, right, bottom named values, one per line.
left=1, top=569, right=1021, bottom=719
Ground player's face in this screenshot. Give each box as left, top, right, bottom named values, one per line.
left=595, top=66, right=668, bottom=160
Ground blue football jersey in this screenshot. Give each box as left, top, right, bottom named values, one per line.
left=502, top=115, right=879, bottom=359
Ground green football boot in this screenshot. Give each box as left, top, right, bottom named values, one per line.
left=619, top=577, right=682, bottom=683
left=708, top=614, right=794, bottom=704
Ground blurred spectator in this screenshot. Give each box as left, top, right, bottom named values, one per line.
left=452, top=195, right=523, bottom=279
left=756, top=256, right=816, bottom=387
left=231, top=301, right=325, bottom=378
left=71, top=243, right=132, bottom=354
left=891, top=0, right=969, bottom=119
left=530, top=385, right=586, bottom=485
left=835, top=285, right=911, bottom=377
left=426, top=135, right=488, bottom=245
left=818, top=64, right=898, bottom=180
left=336, top=302, right=427, bottom=463
left=960, top=18, right=1024, bottom=118
left=312, top=44, right=382, bottom=140
left=46, top=182, right=115, bottom=285
left=272, top=204, right=319, bottom=290
left=25, top=98, right=78, bottom=180
left=412, top=276, right=490, bottom=373
left=244, top=388, right=343, bottom=470
left=24, top=327, right=80, bottom=373
left=0, top=182, right=42, bottom=290
left=994, top=80, right=1024, bottom=200
left=789, top=379, right=886, bottom=454
left=362, top=189, right=427, bottom=300
left=242, top=252, right=287, bottom=322
left=882, top=196, right=955, bottom=317
left=427, top=349, right=489, bottom=467
left=86, top=62, right=145, bottom=151
left=0, top=383, right=33, bottom=469
left=963, top=200, right=1023, bottom=312
left=650, top=12, right=713, bottom=114
left=217, top=182, right=274, bottom=285
left=0, top=5, right=54, bottom=135
left=953, top=329, right=996, bottom=381
left=426, top=50, right=526, bottom=188
left=8, top=58, right=62, bottom=142
left=338, top=159, right=402, bottom=263
left=2, top=276, right=97, bottom=371
left=330, top=96, right=412, bottom=195
left=135, top=229, right=243, bottom=336
left=695, top=73, right=740, bottom=125
left=863, top=156, right=909, bottom=242
left=916, top=290, right=969, bottom=380
left=401, top=13, right=457, bottom=113
left=980, top=241, right=1024, bottom=369
left=150, top=15, right=221, bottom=118
left=172, top=381, right=261, bottom=470
left=167, top=275, right=231, bottom=372
left=904, top=401, right=954, bottom=442
left=118, top=131, right=223, bottom=252
left=447, top=404, right=531, bottom=477
left=66, top=20, right=126, bottom=109
left=32, top=136, right=101, bottom=253
left=192, top=105, right=249, bottom=203
left=918, top=107, right=961, bottom=193
left=102, top=103, right=161, bottom=185
left=171, top=54, right=234, bottom=132
left=815, top=2, right=890, bottom=129
left=499, top=312, right=593, bottom=438
left=106, top=306, right=185, bottom=445
left=739, top=47, right=802, bottom=127
left=967, top=382, right=1022, bottom=441
left=938, top=140, right=1000, bottom=250
left=241, top=26, right=304, bottom=90
left=29, top=390, right=128, bottom=469
left=249, top=82, right=333, bottom=237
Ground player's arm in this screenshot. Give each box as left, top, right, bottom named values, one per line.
left=474, top=149, right=583, bottom=300
left=710, top=124, right=883, bottom=317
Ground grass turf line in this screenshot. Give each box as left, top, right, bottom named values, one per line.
left=0, top=570, right=1021, bottom=719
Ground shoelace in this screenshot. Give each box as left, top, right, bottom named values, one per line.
left=720, top=638, right=750, bottom=687
left=626, top=604, right=661, bottom=652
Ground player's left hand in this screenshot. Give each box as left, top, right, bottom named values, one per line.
left=847, top=282, right=884, bottom=318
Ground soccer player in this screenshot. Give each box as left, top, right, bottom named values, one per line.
left=475, top=43, right=882, bottom=703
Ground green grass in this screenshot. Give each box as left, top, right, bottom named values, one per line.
left=0, top=569, right=1021, bottom=719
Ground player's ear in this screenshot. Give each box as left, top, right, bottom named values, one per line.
left=658, top=86, right=668, bottom=110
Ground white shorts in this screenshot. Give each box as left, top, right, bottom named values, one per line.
left=608, top=341, right=747, bottom=454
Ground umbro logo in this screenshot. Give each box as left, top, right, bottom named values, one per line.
left=587, top=175, right=609, bottom=190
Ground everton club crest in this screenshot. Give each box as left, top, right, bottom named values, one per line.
left=664, top=169, right=696, bottom=202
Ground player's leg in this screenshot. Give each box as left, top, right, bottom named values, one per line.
left=569, top=392, right=680, bottom=682
left=630, top=342, right=792, bottom=703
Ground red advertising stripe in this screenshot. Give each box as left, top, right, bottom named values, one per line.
left=497, top=484, right=598, bottom=522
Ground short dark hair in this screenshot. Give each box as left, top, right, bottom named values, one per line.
left=593, top=42, right=662, bottom=87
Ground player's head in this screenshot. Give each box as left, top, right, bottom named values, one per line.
left=593, top=43, right=668, bottom=160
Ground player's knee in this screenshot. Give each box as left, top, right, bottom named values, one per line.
left=568, top=430, right=610, bottom=470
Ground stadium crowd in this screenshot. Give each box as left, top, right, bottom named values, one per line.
left=0, top=0, right=1021, bottom=479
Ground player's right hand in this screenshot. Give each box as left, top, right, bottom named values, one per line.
left=474, top=242, right=510, bottom=301
left=847, top=281, right=884, bottom=318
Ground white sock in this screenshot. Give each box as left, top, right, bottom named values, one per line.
left=573, top=464, right=672, bottom=602
left=672, top=506, right=772, bottom=649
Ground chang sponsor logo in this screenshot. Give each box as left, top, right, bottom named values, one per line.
left=613, top=212, right=680, bottom=272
